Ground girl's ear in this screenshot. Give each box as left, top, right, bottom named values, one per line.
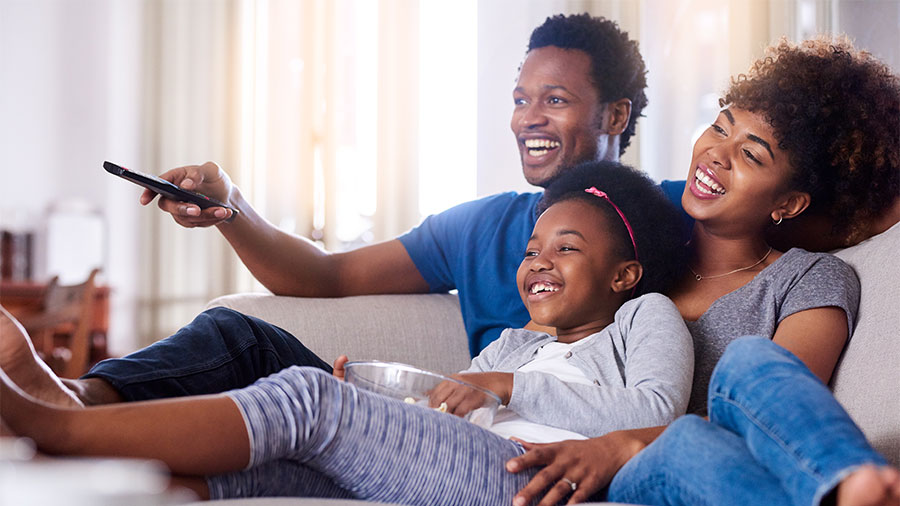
left=611, top=260, right=642, bottom=293
left=771, top=191, right=811, bottom=224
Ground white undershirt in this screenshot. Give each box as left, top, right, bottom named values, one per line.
left=488, top=335, right=597, bottom=443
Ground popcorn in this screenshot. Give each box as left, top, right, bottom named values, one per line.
left=403, top=397, right=448, bottom=413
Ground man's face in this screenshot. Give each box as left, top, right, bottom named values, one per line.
left=511, top=46, right=608, bottom=187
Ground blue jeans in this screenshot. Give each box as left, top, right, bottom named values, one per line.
left=83, top=307, right=331, bottom=401
left=608, top=336, right=886, bottom=506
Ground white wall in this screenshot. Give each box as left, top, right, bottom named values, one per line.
left=476, top=0, right=572, bottom=198
left=0, top=0, right=145, bottom=355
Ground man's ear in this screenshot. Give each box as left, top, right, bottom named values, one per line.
left=771, top=191, right=811, bottom=223
left=611, top=260, right=642, bottom=293
left=604, top=98, right=632, bottom=135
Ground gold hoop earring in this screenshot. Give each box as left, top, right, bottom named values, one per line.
left=773, top=215, right=783, bottom=225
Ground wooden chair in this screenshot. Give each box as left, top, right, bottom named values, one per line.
left=18, top=269, right=100, bottom=379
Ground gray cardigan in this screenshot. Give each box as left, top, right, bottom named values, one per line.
left=464, top=293, right=694, bottom=437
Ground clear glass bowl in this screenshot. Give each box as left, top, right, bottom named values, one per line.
left=343, top=360, right=500, bottom=428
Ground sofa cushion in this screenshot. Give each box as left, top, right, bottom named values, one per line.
left=206, top=293, right=471, bottom=375
left=831, top=221, right=900, bottom=466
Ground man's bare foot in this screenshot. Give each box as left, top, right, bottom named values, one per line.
left=0, top=305, right=83, bottom=407
left=837, top=465, right=900, bottom=506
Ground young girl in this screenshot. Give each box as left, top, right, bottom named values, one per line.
left=1, top=161, right=691, bottom=504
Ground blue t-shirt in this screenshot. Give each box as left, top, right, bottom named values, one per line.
left=398, top=180, right=689, bottom=356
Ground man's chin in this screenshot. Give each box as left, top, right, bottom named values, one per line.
left=522, top=164, right=562, bottom=188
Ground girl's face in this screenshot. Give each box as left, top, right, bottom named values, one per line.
left=517, top=199, right=633, bottom=342
left=682, top=108, right=798, bottom=235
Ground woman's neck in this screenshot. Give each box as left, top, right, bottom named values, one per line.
left=688, top=225, right=773, bottom=275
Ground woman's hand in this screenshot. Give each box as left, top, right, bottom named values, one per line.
left=332, top=355, right=349, bottom=381
left=506, top=431, right=648, bottom=506
left=140, top=161, right=236, bottom=227
left=428, top=372, right=512, bottom=417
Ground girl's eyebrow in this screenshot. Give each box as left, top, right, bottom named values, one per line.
left=557, top=229, right=585, bottom=240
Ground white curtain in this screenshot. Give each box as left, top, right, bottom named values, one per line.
left=136, top=0, right=423, bottom=345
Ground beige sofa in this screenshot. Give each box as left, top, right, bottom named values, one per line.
left=198, top=222, right=899, bottom=504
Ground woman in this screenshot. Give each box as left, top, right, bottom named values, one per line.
left=506, top=37, right=900, bottom=506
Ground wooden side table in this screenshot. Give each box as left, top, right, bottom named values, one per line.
left=1, top=279, right=111, bottom=377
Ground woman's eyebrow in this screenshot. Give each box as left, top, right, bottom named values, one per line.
left=747, top=134, right=775, bottom=161
left=722, top=109, right=735, bottom=124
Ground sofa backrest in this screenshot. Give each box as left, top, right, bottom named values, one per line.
left=831, top=221, right=900, bottom=466
left=207, top=292, right=472, bottom=375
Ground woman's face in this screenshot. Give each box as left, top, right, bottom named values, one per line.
left=682, top=108, right=796, bottom=235
left=516, top=200, right=628, bottom=341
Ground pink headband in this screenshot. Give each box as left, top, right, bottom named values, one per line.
left=584, top=187, right=639, bottom=261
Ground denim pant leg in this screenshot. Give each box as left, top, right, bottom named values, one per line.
left=608, top=414, right=792, bottom=506
left=708, top=335, right=887, bottom=506
left=83, top=307, right=331, bottom=401
left=219, top=367, right=535, bottom=506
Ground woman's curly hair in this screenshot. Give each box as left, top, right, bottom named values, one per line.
left=722, top=36, right=900, bottom=243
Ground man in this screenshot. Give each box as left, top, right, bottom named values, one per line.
left=58, top=13, right=683, bottom=405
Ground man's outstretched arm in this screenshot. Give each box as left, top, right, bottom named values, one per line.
left=143, top=161, right=430, bottom=297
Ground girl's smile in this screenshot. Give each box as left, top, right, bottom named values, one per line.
left=517, top=199, right=634, bottom=342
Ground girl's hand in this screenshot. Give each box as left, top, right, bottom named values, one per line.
left=427, top=372, right=512, bottom=417
left=506, top=432, right=646, bottom=506
left=332, top=355, right=349, bottom=381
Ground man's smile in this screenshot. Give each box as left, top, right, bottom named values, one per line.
left=523, top=138, right=562, bottom=158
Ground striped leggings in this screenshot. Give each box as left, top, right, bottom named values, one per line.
left=207, top=366, right=535, bottom=505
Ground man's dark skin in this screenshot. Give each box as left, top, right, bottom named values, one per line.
left=60, top=45, right=633, bottom=406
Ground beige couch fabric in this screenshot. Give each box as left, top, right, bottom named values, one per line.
left=832, top=221, right=900, bottom=466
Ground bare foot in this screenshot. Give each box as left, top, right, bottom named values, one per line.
left=0, top=305, right=83, bottom=407
left=837, top=464, right=900, bottom=506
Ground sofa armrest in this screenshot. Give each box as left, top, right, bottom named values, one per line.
left=205, top=293, right=472, bottom=375
left=832, top=221, right=900, bottom=466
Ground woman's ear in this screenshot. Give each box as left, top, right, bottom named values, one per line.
left=771, top=191, right=811, bottom=224
left=604, top=98, right=632, bottom=136
left=611, top=260, right=642, bottom=293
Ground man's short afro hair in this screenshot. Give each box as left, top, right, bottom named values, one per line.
left=537, top=161, right=688, bottom=298
left=528, top=13, right=648, bottom=157
left=722, top=36, right=900, bottom=244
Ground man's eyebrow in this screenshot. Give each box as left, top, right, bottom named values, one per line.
left=722, top=109, right=735, bottom=124
left=513, top=84, right=573, bottom=94
left=747, top=134, right=775, bottom=161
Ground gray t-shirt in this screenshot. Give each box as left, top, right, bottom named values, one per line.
left=685, top=248, right=860, bottom=414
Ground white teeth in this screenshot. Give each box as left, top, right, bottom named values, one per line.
left=694, top=168, right=726, bottom=195
left=529, top=282, right=560, bottom=294
left=524, top=139, right=561, bottom=149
